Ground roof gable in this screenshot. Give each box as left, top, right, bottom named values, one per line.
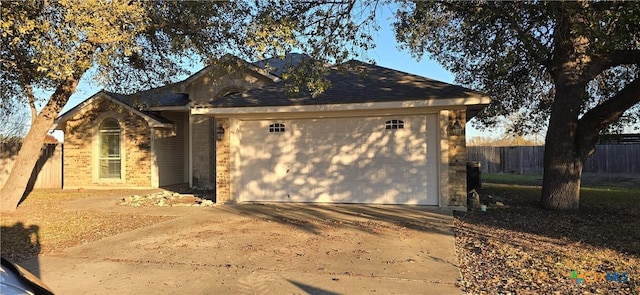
left=177, top=54, right=280, bottom=92
left=55, top=91, right=173, bottom=128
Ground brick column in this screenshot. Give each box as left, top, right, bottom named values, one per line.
left=215, top=118, right=231, bottom=202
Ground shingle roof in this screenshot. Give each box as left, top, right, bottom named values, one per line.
left=252, top=53, right=310, bottom=77
left=208, top=60, right=487, bottom=108
left=106, top=89, right=190, bottom=108
left=55, top=90, right=176, bottom=127
left=104, top=91, right=176, bottom=124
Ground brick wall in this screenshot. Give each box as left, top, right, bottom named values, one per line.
left=61, top=97, right=152, bottom=188
left=215, top=118, right=231, bottom=202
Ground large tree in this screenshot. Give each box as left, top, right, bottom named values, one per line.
left=392, top=1, right=640, bottom=210
left=0, top=0, right=256, bottom=213
left=3, top=1, right=638, bottom=212
left=222, top=0, right=640, bottom=210
left=0, top=0, right=375, bottom=213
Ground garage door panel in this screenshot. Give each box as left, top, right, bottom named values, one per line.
left=299, top=119, right=335, bottom=134
left=288, top=182, right=312, bottom=202
left=239, top=115, right=438, bottom=205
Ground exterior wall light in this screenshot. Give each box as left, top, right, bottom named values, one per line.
left=216, top=124, right=225, bottom=141
left=448, top=116, right=464, bottom=136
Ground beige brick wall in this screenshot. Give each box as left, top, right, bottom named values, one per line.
left=215, top=118, right=231, bottom=202
left=61, top=97, right=152, bottom=188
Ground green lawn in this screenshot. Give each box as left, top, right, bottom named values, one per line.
left=481, top=173, right=543, bottom=186
left=480, top=173, right=640, bottom=208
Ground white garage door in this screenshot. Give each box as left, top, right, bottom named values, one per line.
left=238, top=115, right=439, bottom=205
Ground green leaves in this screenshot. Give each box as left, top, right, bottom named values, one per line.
left=393, top=1, right=640, bottom=135
left=2, top=0, right=147, bottom=105
left=1, top=0, right=387, bottom=107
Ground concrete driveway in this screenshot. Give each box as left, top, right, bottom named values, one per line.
left=22, top=202, right=462, bottom=294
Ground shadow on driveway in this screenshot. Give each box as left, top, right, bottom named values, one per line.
left=217, top=203, right=454, bottom=236
left=23, top=202, right=462, bottom=294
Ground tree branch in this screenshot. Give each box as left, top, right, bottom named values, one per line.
left=25, top=84, right=37, bottom=125
left=40, top=71, right=86, bottom=121
left=579, top=77, right=640, bottom=129
left=504, top=4, right=552, bottom=66
left=87, top=36, right=125, bottom=45
left=586, top=49, right=640, bottom=82
left=577, top=77, right=640, bottom=158
left=8, top=33, right=40, bottom=124
left=578, top=77, right=640, bottom=140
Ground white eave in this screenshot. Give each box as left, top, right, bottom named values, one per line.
left=191, top=96, right=491, bottom=119
left=147, top=105, right=191, bottom=111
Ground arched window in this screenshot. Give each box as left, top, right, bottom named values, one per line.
left=99, top=118, right=121, bottom=178
left=385, top=119, right=404, bottom=130
left=269, top=123, right=285, bottom=133
left=217, top=86, right=246, bottom=98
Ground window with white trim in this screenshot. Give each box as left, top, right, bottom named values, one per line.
left=385, top=119, right=404, bottom=130
left=99, top=118, right=121, bottom=178
left=269, top=123, right=285, bottom=133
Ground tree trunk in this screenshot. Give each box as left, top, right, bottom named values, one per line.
left=541, top=99, right=585, bottom=210
left=0, top=113, right=52, bottom=213
left=0, top=75, right=81, bottom=214
left=540, top=55, right=587, bottom=209
left=540, top=5, right=592, bottom=211
left=541, top=136, right=583, bottom=210
left=540, top=76, right=595, bottom=210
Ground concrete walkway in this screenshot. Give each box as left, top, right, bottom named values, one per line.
left=22, top=200, right=463, bottom=294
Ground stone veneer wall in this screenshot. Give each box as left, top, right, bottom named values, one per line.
left=447, top=110, right=468, bottom=207
left=62, top=97, right=152, bottom=188
left=215, top=118, right=231, bottom=203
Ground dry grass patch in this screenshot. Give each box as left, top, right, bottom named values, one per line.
left=456, top=181, right=640, bottom=294
left=1, top=189, right=175, bottom=263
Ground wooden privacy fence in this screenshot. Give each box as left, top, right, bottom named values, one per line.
left=468, top=144, right=640, bottom=174
left=0, top=143, right=62, bottom=189
left=2, top=142, right=637, bottom=188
